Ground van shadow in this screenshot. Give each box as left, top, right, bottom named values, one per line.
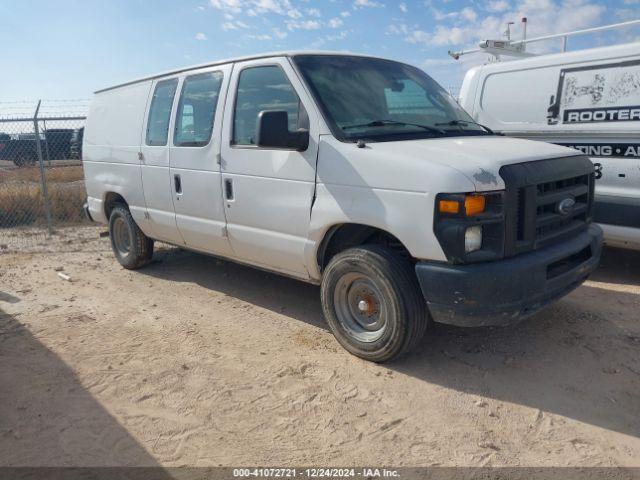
left=589, top=245, right=640, bottom=286
left=0, top=308, right=172, bottom=474
left=146, top=247, right=327, bottom=331
left=141, top=246, right=640, bottom=440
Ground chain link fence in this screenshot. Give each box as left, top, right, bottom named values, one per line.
left=0, top=100, right=106, bottom=253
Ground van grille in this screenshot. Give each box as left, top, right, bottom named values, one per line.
left=501, top=156, right=595, bottom=257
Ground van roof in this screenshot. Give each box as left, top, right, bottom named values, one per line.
left=95, top=50, right=387, bottom=94
left=467, top=41, right=640, bottom=75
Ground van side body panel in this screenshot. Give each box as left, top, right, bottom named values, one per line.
left=83, top=80, right=153, bottom=233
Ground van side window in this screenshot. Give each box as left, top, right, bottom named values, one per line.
left=146, top=79, right=178, bottom=146
left=174, top=72, right=224, bottom=147
left=232, top=66, right=301, bottom=146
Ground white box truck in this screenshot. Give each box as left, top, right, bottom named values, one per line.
left=83, top=52, right=602, bottom=362
left=459, top=41, right=640, bottom=250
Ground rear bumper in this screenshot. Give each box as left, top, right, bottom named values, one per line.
left=83, top=202, right=94, bottom=222
left=415, top=224, right=603, bottom=327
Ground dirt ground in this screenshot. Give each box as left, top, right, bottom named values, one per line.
left=1, top=226, right=639, bottom=468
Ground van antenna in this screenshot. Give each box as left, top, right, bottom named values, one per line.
left=505, top=21, right=514, bottom=41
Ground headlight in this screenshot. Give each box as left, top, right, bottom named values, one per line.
left=434, top=191, right=504, bottom=264
left=465, top=226, right=483, bottom=253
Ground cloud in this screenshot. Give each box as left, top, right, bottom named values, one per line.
left=252, top=0, right=291, bottom=15
left=248, top=34, right=272, bottom=40
left=221, top=20, right=250, bottom=30
left=430, top=25, right=471, bottom=45
left=433, top=6, right=477, bottom=22
left=486, top=0, right=510, bottom=12
left=286, top=19, right=322, bottom=30
left=195, top=32, right=208, bottom=40
left=306, top=7, right=322, bottom=17
left=399, top=3, right=408, bottom=13
left=405, top=30, right=431, bottom=44
left=287, top=8, right=302, bottom=18
left=328, top=17, right=344, bottom=28
left=272, top=27, right=288, bottom=39
left=386, top=23, right=409, bottom=35
left=340, top=10, right=351, bottom=17
left=209, top=0, right=242, bottom=14
left=326, top=31, right=349, bottom=41
left=353, top=0, right=384, bottom=9
left=308, top=37, right=327, bottom=49
left=460, top=7, right=477, bottom=22
left=210, top=0, right=296, bottom=16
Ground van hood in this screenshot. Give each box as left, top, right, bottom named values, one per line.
left=317, top=135, right=583, bottom=194
left=369, top=135, right=581, bottom=191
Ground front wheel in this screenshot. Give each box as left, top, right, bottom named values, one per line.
left=108, top=205, right=154, bottom=269
left=14, top=151, right=36, bottom=167
left=320, top=245, right=429, bottom=362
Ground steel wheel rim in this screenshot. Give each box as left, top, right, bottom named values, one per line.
left=333, top=272, right=387, bottom=343
left=112, top=216, right=132, bottom=257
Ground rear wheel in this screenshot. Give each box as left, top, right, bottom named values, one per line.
left=14, top=151, right=36, bottom=167
left=320, top=245, right=429, bottom=362
left=108, top=205, right=153, bottom=269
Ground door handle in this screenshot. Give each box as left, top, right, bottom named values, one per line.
left=224, top=178, right=234, bottom=200
left=174, top=174, right=182, bottom=194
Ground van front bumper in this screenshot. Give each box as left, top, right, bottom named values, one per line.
left=415, top=224, right=603, bottom=327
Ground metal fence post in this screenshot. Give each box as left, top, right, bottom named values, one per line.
left=33, top=100, right=54, bottom=235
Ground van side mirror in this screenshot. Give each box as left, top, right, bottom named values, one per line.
left=256, top=110, right=309, bottom=151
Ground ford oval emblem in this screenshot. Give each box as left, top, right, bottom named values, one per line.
left=557, top=197, right=576, bottom=215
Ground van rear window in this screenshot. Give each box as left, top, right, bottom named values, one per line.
left=146, top=79, right=178, bottom=146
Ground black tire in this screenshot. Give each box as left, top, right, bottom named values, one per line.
left=14, top=152, right=35, bottom=167
left=108, top=204, right=154, bottom=270
left=320, top=245, right=429, bottom=362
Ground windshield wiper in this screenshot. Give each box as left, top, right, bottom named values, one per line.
left=435, top=119, right=495, bottom=134
left=342, top=119, right=445, bottom=135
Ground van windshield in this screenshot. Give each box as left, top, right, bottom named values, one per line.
left=293, top=55, right=488, bottom=142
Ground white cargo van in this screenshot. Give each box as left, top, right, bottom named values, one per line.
left=459, top=42, right=640, bottom=250
left=83, top=52, right=602, bottom=362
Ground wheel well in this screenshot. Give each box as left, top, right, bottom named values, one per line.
left=104, top=192, right=128, bottom=219
left=317, top=224, right=412, bottom=272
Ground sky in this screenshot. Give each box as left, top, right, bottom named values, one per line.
left=1, top=0, right=639, bottom=108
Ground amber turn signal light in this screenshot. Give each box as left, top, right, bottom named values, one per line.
left=439, top=195, right=486, bottom=216
left=464, top=195, right=486, bottom=216
left=438, top=199, right=460, bottom=214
